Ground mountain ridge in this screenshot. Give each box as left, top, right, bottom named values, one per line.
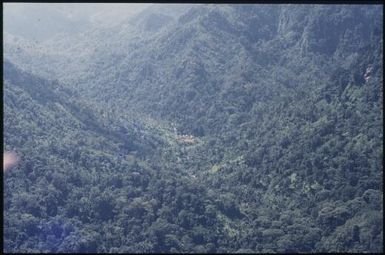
left=3, top=4, right=383, bottom=253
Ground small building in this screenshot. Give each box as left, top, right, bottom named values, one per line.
left=177, top=134, right=196, bottom=144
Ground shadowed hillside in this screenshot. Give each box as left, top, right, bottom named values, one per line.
left=3, top=4, right=383, bottom=253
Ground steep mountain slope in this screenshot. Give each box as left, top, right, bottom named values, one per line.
left=4, top=4, right=383, bottom=253
left=9, top=5, right=379, bottom=135
left=4, top=61, right=233, bottom=253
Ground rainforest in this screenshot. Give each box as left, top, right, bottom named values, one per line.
left=3, top=3, right=383, bottom=253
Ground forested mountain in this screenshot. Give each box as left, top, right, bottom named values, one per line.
left=3, top=4, right=383, bottom=253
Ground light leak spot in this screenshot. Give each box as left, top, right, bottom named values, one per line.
left=3, top=152, right=18, bottom=173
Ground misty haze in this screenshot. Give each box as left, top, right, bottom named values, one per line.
left=3, top=3, right=383, bottom=253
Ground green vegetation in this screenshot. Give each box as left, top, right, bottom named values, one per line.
left=3, top=4, right=383, bottom=253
